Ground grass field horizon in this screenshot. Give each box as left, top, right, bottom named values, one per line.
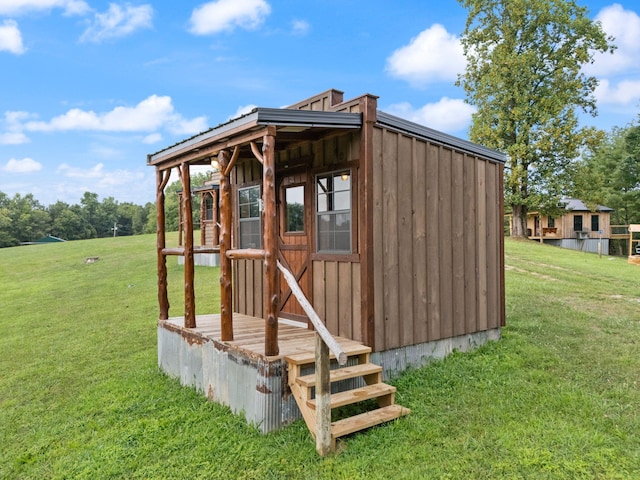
left=1, top=234, right=638, bottom=479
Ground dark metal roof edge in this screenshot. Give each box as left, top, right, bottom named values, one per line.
left=148, top=110, right=260, bottom=163
left=255, top=108, right=362, bottom=127
left=148, top=108, right=362, bottom=164
left=376, top=111, right=506, bottom=164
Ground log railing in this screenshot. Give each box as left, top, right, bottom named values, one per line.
left=276, top=260, right=346, bottom=456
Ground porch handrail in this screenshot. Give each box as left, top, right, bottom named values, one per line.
left=276, top=260, right=347, bottom=366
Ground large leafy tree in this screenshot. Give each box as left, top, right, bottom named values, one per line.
left=457, top=0, right=614, bottom=237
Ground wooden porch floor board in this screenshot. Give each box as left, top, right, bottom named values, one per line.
left=163, top=313, right=359, bottom=360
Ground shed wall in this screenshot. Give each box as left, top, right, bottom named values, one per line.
left=371, top=126, right=504, bottom=352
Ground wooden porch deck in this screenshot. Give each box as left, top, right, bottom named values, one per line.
left=162, top=313, right=365, bottom=361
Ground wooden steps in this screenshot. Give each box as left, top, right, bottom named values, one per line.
left=285, top=343, right=410, bottom=452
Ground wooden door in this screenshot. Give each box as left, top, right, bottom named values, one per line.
left=278, top=173, right=311, bottom=324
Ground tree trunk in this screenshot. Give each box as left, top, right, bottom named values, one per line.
left=511, top=204, right=529, bottom=238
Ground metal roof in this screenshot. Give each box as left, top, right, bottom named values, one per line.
left=376, top=111, right=506, bottom=164
left=148, top=100, right=506, bottom=166
left=148, top=108, right=362, bottom=164
left=561, top=198, right=614, bottom=212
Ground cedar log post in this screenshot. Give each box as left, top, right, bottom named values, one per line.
left=218, top=150, right=233, bottom=341
left=212, top=190, right=219, bottom=246
left=200, top=192, right=206, bottom=246
left=156, top=168, right=170, bottom=320
left=181, top=162, right=196, bottom=328
left=263, top=134, right=279, bottom=356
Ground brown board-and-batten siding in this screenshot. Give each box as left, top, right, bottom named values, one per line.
left=371, top=124, right=504, bottom=352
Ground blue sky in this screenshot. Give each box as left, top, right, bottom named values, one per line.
left=1, top=0, right=639, bottom=206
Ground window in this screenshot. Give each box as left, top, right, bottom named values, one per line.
left=238, top=185, right=261, bottom=248
left=573, top=215, right=583, bottom=232
left=285, top=185, right=305, bottom=233
left=591, top=215, right=599, bottom=232
left=548, top=216, right=555, bottom=228
left=204, top=193, right=213, bottom=221
left=316, top=171, right=351, bottom=253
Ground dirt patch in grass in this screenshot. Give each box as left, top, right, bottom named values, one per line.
left=504, top=264, right=558, bottom=281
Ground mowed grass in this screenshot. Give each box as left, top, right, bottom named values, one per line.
left=1, top=235, right=639, bottom=479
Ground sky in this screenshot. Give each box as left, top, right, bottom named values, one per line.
left=1, top=0, right=639, bottom=207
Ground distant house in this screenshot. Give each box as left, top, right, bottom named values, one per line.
left=521, top=198, right=614, bottom=255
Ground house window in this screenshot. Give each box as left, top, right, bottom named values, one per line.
left=548, top=216, right=555, bottom=228
left=285, top=185, right=305, bottom=233
left=573, top=215, right=583, bottom=232
left=316, top=171, right=351, bottom=253
left=238, top=185, right=261, bottom=248
left=591, top=215, right=599, bottom=232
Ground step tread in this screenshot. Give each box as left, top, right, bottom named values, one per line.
left=285, top=343, right=371, bottom=366
left=307, top=383, right=396, bottom=410
left=296, top=363, right=382, bottom=388
left=331, top=404, right=411, bottom=438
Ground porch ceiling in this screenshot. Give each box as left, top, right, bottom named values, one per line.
left=147, top=108, right=362, bottom=169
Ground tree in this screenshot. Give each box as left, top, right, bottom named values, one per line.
left=575, top=123, right=640, bottom=225
left=457, top=0, right=614, bottom=237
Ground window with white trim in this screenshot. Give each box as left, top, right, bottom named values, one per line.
left=316, top=171, right=351, bottom=253
left=238, top=185, right=261, bottom=248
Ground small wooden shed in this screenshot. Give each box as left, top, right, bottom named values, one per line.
left=148, top=89, right=505, bottom=443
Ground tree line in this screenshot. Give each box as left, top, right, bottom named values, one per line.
left=0, top=172, right=211, bottom=248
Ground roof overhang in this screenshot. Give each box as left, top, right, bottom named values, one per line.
left=148, top=108, right=362, bottom=168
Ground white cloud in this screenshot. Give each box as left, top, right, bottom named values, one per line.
left=587, top=4, right=640, bottom=76
left=0, top=0, right=90, bottom=16
left=386, top=24, right=465, bottom=87
left=0, top=132, right=29, bottom=144
left=189, top=0, right=271, bottom=35
left=228, top=104, right=256, bottom=121
left=142, top=132, right=162, bottom=144
left=3, top=157, right=42, bottom=173
left=21, top=95, right=207, bottom=135
left=80, top=3, right=153, bottom=43
left=594, top=78, right=640, bottom=106
left=55, top=163, right=150, bottom=203
left=57, top=162, right=103, bottom=178
left=291, top=19, right=309, bottom=36
left=385, top=97, right=476, bottom=133
left=0, top=20, right=26, bottom=55
left=1, top=111, right=32, bottom=143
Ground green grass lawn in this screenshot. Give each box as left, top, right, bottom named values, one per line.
left=1, top=235, right=638, bottom=479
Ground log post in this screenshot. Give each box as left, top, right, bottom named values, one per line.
left=263, top=134, right=279, bottom=356
left=212, top=190, right=220, bottom=246
left=219, top=150, right=233, bottom=341
left=315, top=333, right=332, bottom=455
left=181, top=162, right=196, bottom=328
left=200, top=192, right=206, bottom=246
left=156, top=168, right=170, bottom=320
left=178, top=192, right=183, bottom=247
